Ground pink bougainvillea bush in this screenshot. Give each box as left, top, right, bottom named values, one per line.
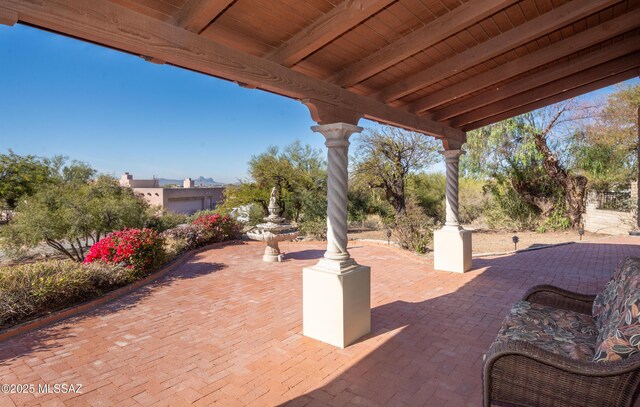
left=191, top=213, right=242, bottom=244
left=84, top=228, right=165, bottom=274
left=162, top=213, right=242, bottom=255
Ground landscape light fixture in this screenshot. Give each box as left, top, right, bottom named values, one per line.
left=386, top=228, right=392, bottom=245
left=579, top=227, right=585, bottom=241
left=512, top=235, right=519, bottom=251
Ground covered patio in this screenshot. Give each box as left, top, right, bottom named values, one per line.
left=0, top=238, right=639, bottom=406
left=1, top=0, right=637, bottom=348
left=1, top=0, right=640, bottom=403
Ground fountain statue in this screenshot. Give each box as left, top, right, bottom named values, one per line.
left=246, top=187, right=299, bottom=262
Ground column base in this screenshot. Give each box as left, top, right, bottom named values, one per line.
left=434, top=226, right=472, bottom=273
left=303, top=261, right=371, bottom=348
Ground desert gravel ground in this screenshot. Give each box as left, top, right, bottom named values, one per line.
left=348, top=228, right=611, bottom=256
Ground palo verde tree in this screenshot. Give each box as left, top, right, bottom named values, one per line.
left=2, top=175, right=148, bottom=262
left=351, top=126, right=440, bottom=215
left=220, top=141, right=327, bottom=223
left=0, top=150, right=97, bottom=210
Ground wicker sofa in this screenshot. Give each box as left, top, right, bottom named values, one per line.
left=483, top=256, right=640, bottom=407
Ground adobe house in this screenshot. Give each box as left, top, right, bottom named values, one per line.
left=1, top=0, right=637, bottom=348
left=120, top=172, right=225, bottom=215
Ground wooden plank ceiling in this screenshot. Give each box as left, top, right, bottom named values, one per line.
left=1, top=0, right=639, bottom=145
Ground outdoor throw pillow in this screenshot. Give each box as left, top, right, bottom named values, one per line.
left=593, top=257, right=640, bottom=362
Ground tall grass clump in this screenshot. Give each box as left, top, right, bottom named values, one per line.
left=0, top=260, right=135, bottom=328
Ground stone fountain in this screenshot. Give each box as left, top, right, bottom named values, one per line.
left=246, top=187, right=299, bottom=262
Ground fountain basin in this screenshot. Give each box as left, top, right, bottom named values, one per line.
left=247, top=229, right=299, bottom=262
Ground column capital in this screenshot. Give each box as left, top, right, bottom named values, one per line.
left=439, top=149, right=465, bottom=161
left=312, top=123, right=363, bottom=149
left=302, top=99, right=362, bottom=125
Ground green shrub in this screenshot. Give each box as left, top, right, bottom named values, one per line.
left=406, top=173, right=446, bottom=222
left=483, top=178, right=540, bottom=231
left=459, top=177, right=489, bottom=224
left=347, top=189, right=369, bottom=223
left=145, top=208, right=188, bottom=232
left=406, top=174, right=487, bottom=225
left=361, top=214, right=386, bottom=230
left=394, top=200, right=436, bottom=254
left=163, top=235, right=190, bottom=259
left=246, top=204, right=266, bottom=227
left=0, top=260, right=135, bottom=328
left=299, top=219, right=327, bottom=240
left=537, top=201, right=572, bottom=232
left=347, top=185, right=394, bottom=224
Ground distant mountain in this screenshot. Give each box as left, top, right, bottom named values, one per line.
left=157, top=176, right=225, bottom=187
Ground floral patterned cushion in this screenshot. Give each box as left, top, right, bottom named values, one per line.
left=494, top=301, right=598, bottom=361
left=593, top=261, right=624, bottom=330
left=593, top=257, right=640, bottom=362
left=593, top=258, right=637, bottom=331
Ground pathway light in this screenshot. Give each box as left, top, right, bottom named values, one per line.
left=512, top=235, right=519, bottom=251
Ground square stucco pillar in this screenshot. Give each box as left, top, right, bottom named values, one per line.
left=303, top=259, right=371, bottom=348
left=303, top=123, right=371, bottom=348
left=434, top=149, right=472, bottom=273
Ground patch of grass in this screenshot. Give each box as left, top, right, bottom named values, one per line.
left=0, top=260, right=137, bottom=329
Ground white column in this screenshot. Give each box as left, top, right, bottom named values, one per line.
left=314, top=123, right=358, bottom=266
left=442, top=149, right=463, bottom=228
left=303, top=123, right=371, bottom=348
left=434, top=149, right=472, bottom=273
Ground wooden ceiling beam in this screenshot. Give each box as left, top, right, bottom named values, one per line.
left=0, top=7, right=17, bottom=25
left=0, top=0, right=465, bottom=142
left=409, top=10, right=640, bottom=114
left=169, top=0, right=234, bottom=33
left=455, top=55, right=640, bottom=130
left=330, top=0, right=518, bottom=88
left=266, top=0, right=394, bottom=67
left=433, top=36, right=640, bottom=121
left=377, top=0, right=614, bottom=103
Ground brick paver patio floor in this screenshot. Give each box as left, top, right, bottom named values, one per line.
left=1, top=237, right=640, bottom=406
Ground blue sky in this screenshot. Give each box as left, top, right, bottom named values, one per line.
left=0, top=24, right=637, bottom=183
left=0, top=24, right=337, bottom=183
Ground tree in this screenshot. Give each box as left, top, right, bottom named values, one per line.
left=574, top=142, right=632, bottom=192
left=352, top=126, right=440, bottom=215
left=0, top=150, right=54, bottom=210
left=588, top=84, right=640, bottom=154
left=406, top=172, right=445, bottom=221
left=465, top=102, right=591, bottom=228
left=220, top=141, right=327, bottom=223
left=588, top=84, right=640, bottom=227
left=61, top=160, right=97, bottom=184
left=0, top=150, right=97, bottom=211
left=2, top=176, right=149, bottom=261
left=585, top=84, right=640, bottom=189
